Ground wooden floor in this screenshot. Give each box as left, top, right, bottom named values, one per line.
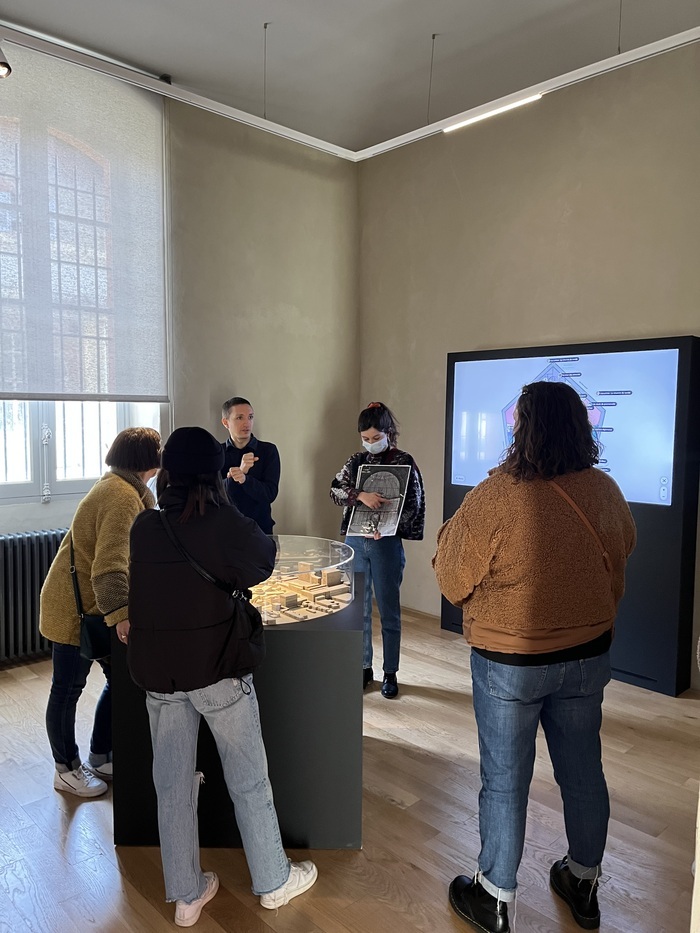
left=0, top=611, right=697, bottom=933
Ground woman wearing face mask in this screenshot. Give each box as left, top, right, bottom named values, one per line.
left=330, top=402, right=425, bottom=698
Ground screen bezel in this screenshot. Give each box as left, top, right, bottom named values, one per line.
left=444, top=335, right=695, bottom=520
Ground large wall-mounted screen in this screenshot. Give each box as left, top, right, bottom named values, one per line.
left=451, top=347, right=679, bottom=506
left=444, top=337, right=700, bottom=696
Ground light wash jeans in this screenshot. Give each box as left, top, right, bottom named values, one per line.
left=346, top=535, right=405, bottom=673
left=146, top=675, right=290, bottom=903
left=470, top=649, right=611, bottom=901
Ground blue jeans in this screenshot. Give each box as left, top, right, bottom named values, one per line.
left=45, top=642, right=111, bottom=769
left=470, top=649, right=611, bottom=900
left=346, top=535, right=405, bottom=673
left=146, top=675, right=290, bottom=903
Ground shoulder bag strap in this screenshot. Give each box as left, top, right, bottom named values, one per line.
left=548, top=479, right=611, bottom=572
left=158, top=509, right=250, bottom=600
left=68, top=533, right=86, bottom=619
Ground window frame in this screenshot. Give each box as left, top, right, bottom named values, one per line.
left=0, top=399, right=42, bottom=500
left=0, top=399, right=168, bottom=505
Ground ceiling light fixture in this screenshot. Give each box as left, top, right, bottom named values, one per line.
left=443, top=93, right=543, bottom=133
left=0, top=43, right=12, bottom=78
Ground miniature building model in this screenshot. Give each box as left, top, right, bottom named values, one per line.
left=321, top=569, right=343, bottom=586
left=250, top=536, right=354, bottom=625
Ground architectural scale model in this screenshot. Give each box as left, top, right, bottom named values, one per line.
left=250, top=537, right=354, bottom=625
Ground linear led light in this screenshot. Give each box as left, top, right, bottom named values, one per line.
left=443, top=94, right=543, bottom=133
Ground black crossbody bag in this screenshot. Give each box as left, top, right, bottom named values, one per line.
left=69, top=535, right=111, bottom=661
left=159, top=510, right=252, bottom=600
left=158, top=510, right=266, bottom=676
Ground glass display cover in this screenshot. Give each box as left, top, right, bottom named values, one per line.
left=251, top=535, right=354, bottom=624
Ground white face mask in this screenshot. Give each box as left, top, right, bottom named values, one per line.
left=362, top=437, right=389, bottom=455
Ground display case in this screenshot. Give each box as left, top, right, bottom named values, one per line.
left=112, top=537, right=364, bottom=850
left=252, top=535, right=354, bottom=624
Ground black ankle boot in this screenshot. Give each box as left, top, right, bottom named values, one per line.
left=448, top=875, right=510, bottom=932
left=363, top=668, right=373, bottom=690
left=550, top=857, right=600, bottom=929
left=381, top=672, right=398, bottom=698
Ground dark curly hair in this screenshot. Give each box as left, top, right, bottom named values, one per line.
left=499, top=381, right=600, bottom=480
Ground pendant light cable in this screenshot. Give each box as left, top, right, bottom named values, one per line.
left=263, top=21, right=270, bottom=120
left=617, top=0, right=624, bottom=55
left=427, top=33, right=438, bottom=125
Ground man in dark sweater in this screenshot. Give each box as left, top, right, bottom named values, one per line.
left=221, top=396, right=280, bottom=535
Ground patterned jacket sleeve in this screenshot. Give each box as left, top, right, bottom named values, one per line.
left=330, top=454, right=361, bottom=508
left=397, top=455, right=425, bottom=540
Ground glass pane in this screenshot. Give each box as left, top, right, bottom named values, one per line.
left=0, top=399, right=31, bottom=483
left=0, top=254, right=20, bottom=299
left=78, top=223, right=95, bottom=264
left=60, top=263, right=78, bottom=303
left=129, top=402, right=161, bottom=431
left=54, top=401, right=162, bottom=482
left=55, top=400, right=118, bottom=481
left=57, top=186, right=74, bottom=216
left=76, top=191, right=94, bottom=220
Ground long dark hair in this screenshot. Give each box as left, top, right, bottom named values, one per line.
left=357, top=402, right=400, bottom=446
left=499, top=381, right=600, bottom=480
left=157, top=470, right=229, bottom=522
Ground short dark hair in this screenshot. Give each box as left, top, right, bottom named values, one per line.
left=222, top=397, right=252, bottom=418
left=157, top=469, right=229, bottom=522
left=357, top=402, right=400, bottom=446
left=105, top=427, right=161, bottom=472
left=499, top=381, right=600, bottom=480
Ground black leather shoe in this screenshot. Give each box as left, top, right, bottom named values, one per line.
left=381, top=672, right=399, bottom=698
left=550, top=857, right=600, bottom=929
left=448, top=876, right=509, bottom=932
left=363, top=667, right=373, bottom=690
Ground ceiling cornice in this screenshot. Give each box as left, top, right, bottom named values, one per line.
left=2, top=21, right=699, bottom=164
left=0, top=22, right=357, bottom=161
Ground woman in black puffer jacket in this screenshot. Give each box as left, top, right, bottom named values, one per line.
left=126, top=427, right=317, bottom=928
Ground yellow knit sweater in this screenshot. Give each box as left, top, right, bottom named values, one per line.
left=40, top=471, right=154, bottom=646
left=433, top=468, right=636, bottom=654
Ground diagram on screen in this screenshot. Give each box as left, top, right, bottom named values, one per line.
left=501, top=362, right=607, bottom=445
left=451, top=348, right=679, bottom=506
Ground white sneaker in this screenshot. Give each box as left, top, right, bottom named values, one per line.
left=175, top=872, right=219, bottom=927
left=85, top=760, right=113, bottom=781
left=53, top=764, right=108, bottom=798
left=260, top=861, right=318, bottom=909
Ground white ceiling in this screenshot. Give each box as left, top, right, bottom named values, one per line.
left=1, top=0, right=699, bottom=150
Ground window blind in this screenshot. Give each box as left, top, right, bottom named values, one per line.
left=0, top=43, right=168, bottom=401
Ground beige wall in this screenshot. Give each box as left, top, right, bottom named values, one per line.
left=168, top=101, right=360, bottom=538
left=357, top=43, right=700, bottom=663
left=4, top=47, right=699, bottom=686
left=1, top=101, right=360, bottom=540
